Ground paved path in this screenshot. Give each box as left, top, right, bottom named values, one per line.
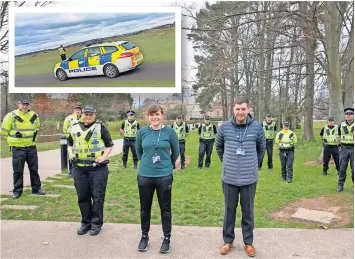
left=15, top=62, right=175, bottom=87
left=0, top=220, right=353, bottom=258
left=0, top=139, right=123, bottom=194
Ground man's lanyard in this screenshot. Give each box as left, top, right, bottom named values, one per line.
left=237, top=125, right=248, bottom=147
left=151, top=126, right=162, bottom=155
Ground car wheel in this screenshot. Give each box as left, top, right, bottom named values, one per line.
left=104, top=64, right=119, bottom=78
left=56, top=68, right=68, bottom=81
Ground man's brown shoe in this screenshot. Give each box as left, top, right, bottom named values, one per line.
left=245, top=245, right=255, bottom=257
left=220, top=243, right=233, bottom=255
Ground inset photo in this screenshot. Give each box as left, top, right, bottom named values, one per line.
left=9, top=6, right=181, bottom=93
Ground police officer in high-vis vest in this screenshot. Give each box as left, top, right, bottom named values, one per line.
left=336, top=108, right=354, bottom=192
left=260, top=114, right=277, bottom=171
left=63, top=104, right=82, bottom=177
left=59, top=45, right=66, bottom=61
left=320, top=117, right=340, bottom=176
left=171, top=115, right=189, bottom=169
left=198, top=115, right=217, bottom=168
left=1, top=100, right=45, bottom=199
left=275, top=121, right=297, bottom=183
left=67, top=106, right=114, bottom=236
left=120, top=110, right=140, bottom=168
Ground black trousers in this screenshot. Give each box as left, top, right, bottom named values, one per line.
left=12, top=146, right=42, bottom=194
left=279, top=149, right=294, bottom=179
left=338, top=145, right=354, bottom=187
left=122, top=138, right=138, bottom=164
left=60, top=54, right=66, bottom=61
left=222, top=181, right=257, bottom=245
left=198, top=140, right=214, bottom=168
left=259, top=140, right=274, bottom=169
left=73, top=165, right=109, bottom=228
left=179, top=141, right=186, bottom=166
left=137, top=175, right=173, bottom=237
left=323, top=145, right=340, bottom=173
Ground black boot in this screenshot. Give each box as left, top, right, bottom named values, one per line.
left=336, top=185, right=343, bottom=192
left=133, top=161, right=138, bottom=169
left=77, top=224, right=91, bottom=235
left=181, top=164, right=185, bottom=170
left=122, top=162, right=127, bottom=168
left=322, top=171, right=327, bottom=176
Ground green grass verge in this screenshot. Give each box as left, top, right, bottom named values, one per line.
left=15, top=27, right=175, bottom=76
left=35, top=80, right=174, bottom=88
left=1, top=126, right=353, bottom=228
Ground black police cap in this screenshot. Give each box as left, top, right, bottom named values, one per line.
left=344, top=108, right=354, bottom=114
left=127, top=110, right=135, bottom=115
left=82, top=106, right=96, bottom=113
left=18, top=99, right=30, bottom=105
left=204, top=115, right=210, bottom=120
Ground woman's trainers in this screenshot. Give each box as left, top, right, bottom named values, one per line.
left=160, top=236, right=170, bottom=253
left=137, top=235, right=149, bottom=252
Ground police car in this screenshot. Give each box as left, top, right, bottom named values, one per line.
left=54, top=41, right=144, bottom=81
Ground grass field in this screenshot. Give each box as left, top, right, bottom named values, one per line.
left=38, top=80, right=174, bottom=88
left=1, top=125, right=353, bottom=228
left=15, top=27, right=175, bottom=76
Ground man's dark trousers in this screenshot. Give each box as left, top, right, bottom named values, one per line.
left=179, top=141, right=186, bottom=167
left=12, top=146, right=41, bottom=195
left=60, top=54, right=66, bottom=61
left=279, top=149, right=294, bottom=180
left=323, top=145, right=340, bottom=173
left=222, top=181, right=257, bottom=245
left=338, top=145, right=354, bottom=187
left=198, top=140, right=214, bottom=168
left=259, top=140, right=274, bottom=169
left=122, top=137, right=138, bottom=165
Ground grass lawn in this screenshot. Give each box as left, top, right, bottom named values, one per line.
left=37, top=79, right=175, bottom=88
left=1, top=126, right=353, bottom=228
left=15, top=27, right=175, bottom=76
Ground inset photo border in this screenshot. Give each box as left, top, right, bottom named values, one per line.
left=9, top=6, right=181, bottom=93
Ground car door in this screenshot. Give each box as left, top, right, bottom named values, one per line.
left=67, top=48, right=88, bottom=77
left=87, top=47, right=103, bottom=75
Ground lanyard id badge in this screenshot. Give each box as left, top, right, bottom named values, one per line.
left=236, top=125, right=248, bottom=156
left=151, top=125, right=162, bottom=163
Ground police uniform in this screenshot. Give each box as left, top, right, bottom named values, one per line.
left=67, top=106, right=114, bottom=235
left=59, top=45, right=66, bottom=61
left=337, top=108, right=354, bottom=192
left=171, top=115, right=190, bottom=169
left=0, top=100, right=45, bottom=199
left=260, top=115, right=277, bottom=170
left=63, top=105, right=82, bottom=177
left=198, top=116, right=217, bottom=168
left=320, top=117, right=340, bottom=176
left=275, top=122, right=297, bottom=183
left=120, top=110, right=140, bottom=168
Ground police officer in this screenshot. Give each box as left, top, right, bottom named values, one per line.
left=275, top=121, right=297, bottom=183
left=67, top=106, right=114, bottom=236
left=336, top=108, right=354, bottom=192
left=63, top=104, right=82, bottom=177
left=198, top=115, right=217, bottom=169
left=171, top=115, right=189, bottom=169
left=320, top=117, right=340, bottom=176
left=0, top=100, right=45, bottom=199
left=120, top=110, right=140, bottom=168
left=260, top=114, right=277, bottom=171
left=59, top=45, right=66, bottom=61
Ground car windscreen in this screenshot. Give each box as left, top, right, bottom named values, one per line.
left=121, top=42, right=136, bottom=50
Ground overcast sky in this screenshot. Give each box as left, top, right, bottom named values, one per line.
left=15, top=12, right=175, bottom=55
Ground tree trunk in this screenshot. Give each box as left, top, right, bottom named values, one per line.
left=342, top=21, right=354, bottom=108
left=324, top=2, right=345, bottom=125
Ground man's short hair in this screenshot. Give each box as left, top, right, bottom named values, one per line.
left=233, top=96, right=249, bottom=107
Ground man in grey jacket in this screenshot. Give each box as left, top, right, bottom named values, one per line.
left=216, top=96, right=266, bottom=257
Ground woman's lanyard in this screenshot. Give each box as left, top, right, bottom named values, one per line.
left=151, top=125, right=162, bottom=156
